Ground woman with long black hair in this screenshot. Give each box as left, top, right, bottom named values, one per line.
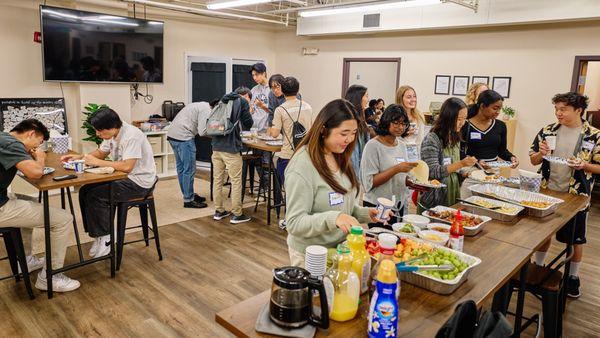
left=345, top=85, right=373, bottom=178
left=418, top=98, right=477, bottom=211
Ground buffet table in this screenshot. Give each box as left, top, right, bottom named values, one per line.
left=215, top=190, right=588, bottom=337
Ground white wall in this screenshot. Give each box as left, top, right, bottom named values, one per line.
left=274, top=21, right=600, bottom=171
left=0, top=1, right=276, bottom=152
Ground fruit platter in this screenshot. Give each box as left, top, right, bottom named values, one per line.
left=367, top=237, right=481, bottom=294
left=422, top=206, right=491, bottom=236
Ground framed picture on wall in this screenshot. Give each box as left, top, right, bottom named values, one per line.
left=435, top=75, right=451, bottom=95
left=472, top=76, right=489, bottom=85
left=492, top=77, right=512, bottom=98
left=452, top=76, right=470, bottom=96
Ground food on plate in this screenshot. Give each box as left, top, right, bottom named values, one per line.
left=567, top=157, right=583, bottom=167
left=426, top=209, right=484, bottom=227
left=412, top=249, right=469, bottom=280
left=371, top=238, right=433, bottom=264
left=430, top=226, right=450, bottom=233
left=470, top=170, right=501, bottom=182
left=520, top=200, right=552, bottom=209
left=422, top=233, right=442, bottom=242
left=400, top=223, right=416, bottom=233
left=469, top=198, right=519, bottom=214
left=409, top=160, right=429, bottom=184
left=429, top=179, right=441, bottom=186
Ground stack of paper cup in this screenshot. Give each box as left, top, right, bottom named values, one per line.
left=305, top=245, right=328, bottom=277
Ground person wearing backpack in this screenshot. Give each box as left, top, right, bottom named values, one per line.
left=210, top=87, right=254, bottom=224
left=269, top=77, right=315, bottom=229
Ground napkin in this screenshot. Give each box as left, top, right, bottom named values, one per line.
left=85, top=167, right=115, bottom=174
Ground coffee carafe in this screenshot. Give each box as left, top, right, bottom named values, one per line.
left=269, top=266, right=329, bottom=329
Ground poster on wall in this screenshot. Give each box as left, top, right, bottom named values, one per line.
left=452, top=76, right=470, bottom=96
left=0, top=98, right=67, bottom=133
left=435, top=75, right=451, bottom=95
left=492, top=77, right=512, bottom=98
left=472, top=76, right=489, bottom=86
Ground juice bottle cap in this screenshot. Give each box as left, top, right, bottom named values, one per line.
left=337, top=243, right=351, bottom=254
left=376, top=259, right=398, bottom=283
left=350, top=226, right=363, bottom=235
left=378, top=233, right=398, bottom=249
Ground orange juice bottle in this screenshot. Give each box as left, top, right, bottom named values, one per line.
left=327, top=244, right=360, bottom=322
left=347, top=226, right=371, bottom=294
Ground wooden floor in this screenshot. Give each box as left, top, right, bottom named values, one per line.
left=0, top=195, right=598, bottom=337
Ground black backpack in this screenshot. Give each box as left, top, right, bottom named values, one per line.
left=280, top=101, right=306, bottom=150
left=436, top=300, right=512, bottom=338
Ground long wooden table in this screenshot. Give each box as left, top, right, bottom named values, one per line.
left=20, top=151, right=127, bottom=298
left=241, top=138, right=282, bottom=225
left=216, top=190, right=589, bottom=337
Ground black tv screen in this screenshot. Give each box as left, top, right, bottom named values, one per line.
left=40, top=5, right=164, bottom=83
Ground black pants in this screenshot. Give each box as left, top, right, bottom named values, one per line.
left=79, top=179, right=152, bottom=238
left=363, top=200, right=404, bottom=229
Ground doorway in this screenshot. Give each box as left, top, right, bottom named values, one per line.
left=341, top=58, right=401, bottom=105
left=571, top=56, right=600, bottom=128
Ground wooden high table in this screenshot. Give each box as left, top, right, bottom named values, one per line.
left=215, top=190, right=589, bottom=337
left=241, top=138, right=282, bottom=225
left=20, top=151, right=127, bottom=298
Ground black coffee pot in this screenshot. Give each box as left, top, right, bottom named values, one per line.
left=269, top=266, right=329, bottom=329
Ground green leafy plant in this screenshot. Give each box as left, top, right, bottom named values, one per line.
left=82, top=103, right=108, bottom=145
left=502, top=106, right=516, bottom=119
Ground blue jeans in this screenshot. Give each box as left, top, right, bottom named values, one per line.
left=169, top=138, right=197, bottom=202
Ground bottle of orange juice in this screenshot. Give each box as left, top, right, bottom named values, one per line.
left=347, top=226, right=371, bottom=295
left=327, top=244, right=360, bottom=322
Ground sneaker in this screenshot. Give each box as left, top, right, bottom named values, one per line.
left=230, top=214, right=251, bottom=224
left=93, top=235, right=111, bottom=258
left=193, top=194, right=206, bottom=203
left=89, top=237, right=100, bottom=257
left=278, top=220, right=287, bottom=230
left=35, top=271, right=80, bottom=292
left=184, top=200, right=208, bottom=209
left=213, top=210, right=232, bottom=221
left=567, top=275, right=581, bottom=298
left=18, top=255, right=45, bottom=273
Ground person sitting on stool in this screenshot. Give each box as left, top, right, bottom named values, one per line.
left=167, top=102, right=211, bottom=208
left=62, top=108, right=157, bottom=258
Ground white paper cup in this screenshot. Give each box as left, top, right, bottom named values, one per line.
left=545, top=136, right=557, bottom=151
left=73, top=160, right=85, bottom=174
left=375, top=197, right=394, bottom=221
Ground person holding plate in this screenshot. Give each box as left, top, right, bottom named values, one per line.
left=284, top=99, right=383, bottom=267
left=528, top=92, right=600, bottom=298
left=460, top=90, right=519, bottom=197
left=419, top=98, right=478, bottom=212
left=360, top=104, right=419, bottom=228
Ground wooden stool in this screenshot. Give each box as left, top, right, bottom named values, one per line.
left=0, top=227, right=35, bottom=299
left=116, top=182, right=163, bottom=271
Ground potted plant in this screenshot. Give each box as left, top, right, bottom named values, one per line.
left=501, top=106, right=516, bottom=120
left=82, top=103, right=107, bottom=146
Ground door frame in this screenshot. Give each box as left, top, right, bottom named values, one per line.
left=341, top=57, right=401, bottom=97
left=570, top=55, right=600, bottom=93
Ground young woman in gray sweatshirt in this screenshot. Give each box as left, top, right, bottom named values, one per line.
left=284, top=99, right=380, bottom=267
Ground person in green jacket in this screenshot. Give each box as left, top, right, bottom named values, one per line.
left=284, top=99, right=382, bottom=267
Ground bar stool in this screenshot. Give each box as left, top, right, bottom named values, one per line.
left=0, top=227, right=35, bottom=299
left=115, top=180, right=163, bottom=271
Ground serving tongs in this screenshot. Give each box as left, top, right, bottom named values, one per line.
left=396, top=264, right=454, bottom=272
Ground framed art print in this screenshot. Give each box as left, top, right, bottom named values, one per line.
left=452, top=76, right=470, bottom=96
left=435, top=75, right=451, bottom=95
left=492, top=77, right=511, bottom=98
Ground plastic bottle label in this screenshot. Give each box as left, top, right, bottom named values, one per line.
left=449, top=234, right=464, bottom=252
left=368, top=282, right=398, bottom=338
left=361, top=259, right=371, bottom=294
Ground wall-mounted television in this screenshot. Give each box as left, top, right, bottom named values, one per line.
left=40, top=5, right=164, bottom=83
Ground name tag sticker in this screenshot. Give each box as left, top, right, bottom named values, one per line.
left=395, top=157, right=405, bottom=164
left=470, top=132, right=482, bottom=140
left=443, top=157, right=452, bottom=165
left=582, top=141, right=595, bottom=151
left=329, top=192, right=344, bottom=206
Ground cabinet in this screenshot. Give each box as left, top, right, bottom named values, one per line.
left=144, top=131, right=177, bottom=179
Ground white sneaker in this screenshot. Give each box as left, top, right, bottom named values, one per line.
left=93, top=235, right=111, bottom=258
left=18, top=255, right=45, bottom=273
left=89, top=237, right=100, bottom=257
left=35, top=271, right=80, bottom=292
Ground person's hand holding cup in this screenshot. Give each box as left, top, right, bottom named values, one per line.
left=544, top=136, right=556, bottom=154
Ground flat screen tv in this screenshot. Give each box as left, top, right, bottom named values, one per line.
left=40, top=5, right=164, bottom=83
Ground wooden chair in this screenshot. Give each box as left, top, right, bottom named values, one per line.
left=115, top=179, right=163, bottom=271
left=0, top=227, right=35, bottom=299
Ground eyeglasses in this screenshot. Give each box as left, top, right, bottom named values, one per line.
left=391, top=120, right=410, bottom=127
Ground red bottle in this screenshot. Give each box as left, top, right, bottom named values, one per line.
left=449, top=210, right=464, bottom=252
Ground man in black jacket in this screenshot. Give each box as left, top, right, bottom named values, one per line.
left=211, top=87, right=254, bottom=224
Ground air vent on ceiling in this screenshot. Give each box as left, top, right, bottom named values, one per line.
left=363, top=13, right=380, bottom=28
